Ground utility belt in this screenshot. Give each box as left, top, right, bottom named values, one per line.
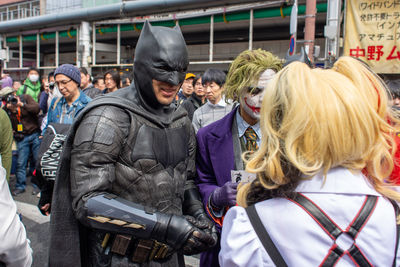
left=102, top=233, right=171, bottom=263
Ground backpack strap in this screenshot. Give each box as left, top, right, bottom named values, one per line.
left=245, top=205, right=288, bottom=267
left=22, top=84, right=27, bottom=95
left=288, top=194, right=377, bottom=267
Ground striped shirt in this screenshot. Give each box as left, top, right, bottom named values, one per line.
left=192, top=97, right=233, bottom=133
left=59, top=102, right=77, bottom=124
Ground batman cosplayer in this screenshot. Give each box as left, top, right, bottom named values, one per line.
left=48, top=21, right=217, bottom=267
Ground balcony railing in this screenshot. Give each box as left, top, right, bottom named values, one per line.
left=0, top=0, right=40, bottom=22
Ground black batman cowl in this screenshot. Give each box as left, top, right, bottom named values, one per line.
left=133, top=21, right=189, bottom=120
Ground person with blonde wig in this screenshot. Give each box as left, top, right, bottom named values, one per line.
left=219, top=57, right=400, bottom=266
left=333, top=57, right=400, bottom=186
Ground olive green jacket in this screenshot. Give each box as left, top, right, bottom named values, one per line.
left=0, top=108, right=13, bottom=181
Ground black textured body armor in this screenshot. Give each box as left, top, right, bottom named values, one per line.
left=49, top=21, right=216, bottom=267
left=69, top=87, right=196, bottom=266
left=114, top=112, right=190, bottom=215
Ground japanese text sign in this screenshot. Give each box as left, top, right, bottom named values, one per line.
left=344, top=0, right=400, bottom=73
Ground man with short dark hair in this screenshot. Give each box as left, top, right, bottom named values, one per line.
left=192, top=68, right=233, bottom=132
left=93, top=76, right=105, bottom=91
left=80, top=67, right=102, bottom=99
left=12, top=81, right=21, bottom=91
left=103, top=69, right=120, bottom=94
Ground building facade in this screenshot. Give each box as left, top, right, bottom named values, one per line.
left=0, top=0, right=336, bottom=80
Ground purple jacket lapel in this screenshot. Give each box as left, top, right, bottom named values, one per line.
left=206, top=109, right=237, bottom=185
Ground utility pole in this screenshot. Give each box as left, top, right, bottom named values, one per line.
left=79, top=21, right=91, bottom=68
left=304, top=0, right=316, bottom=62
left=324, top=0, right=342, bottom=67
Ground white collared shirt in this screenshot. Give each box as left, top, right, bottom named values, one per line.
left=210, top=97, right=229, bottom=108
left=220, top=167, right=399, bottom=266
left=192, top=97, right=233, bottom=133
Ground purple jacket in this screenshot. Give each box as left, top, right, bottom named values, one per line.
left=195, top=106, right=238, bottom=267
left=1, top=76, right=13, bottom=88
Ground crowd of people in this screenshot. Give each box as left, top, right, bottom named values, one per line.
left=0, top=21, right=399, bottom=267
left=0, top=65, right=125, bottom=195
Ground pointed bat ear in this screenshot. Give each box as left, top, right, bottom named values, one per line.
left=139, top=20, right=154, bottom=38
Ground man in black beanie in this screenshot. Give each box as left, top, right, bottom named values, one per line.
left=42, top=63, right=91, bottom=135
left=49, top=21, right=217, bottom=267
left=38, top=64, right=91, bottom=216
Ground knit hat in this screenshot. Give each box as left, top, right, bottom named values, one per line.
left=54, top=64, right=81, bottom=86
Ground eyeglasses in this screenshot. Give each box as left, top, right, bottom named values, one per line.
left=55, top=79, right=72, bottom=87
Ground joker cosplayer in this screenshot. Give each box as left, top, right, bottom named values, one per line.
left=195, top=49, right=283, bottom=267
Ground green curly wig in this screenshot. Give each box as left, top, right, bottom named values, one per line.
left=224, top=49, right=283, bottom=101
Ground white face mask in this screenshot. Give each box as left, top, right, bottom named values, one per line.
left=29, top=74, right=39, bottom=83
left=240, top=69, right=276, bottom=120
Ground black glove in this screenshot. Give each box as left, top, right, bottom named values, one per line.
left=154, top=213, right=216, bottom=255
left=181, top=184, right=218, bottom=251
left=193, top=213, right=218, bottom=246
left=182, top=215, right=217, bottom=255
left=37, top=180, right=54, bottom=216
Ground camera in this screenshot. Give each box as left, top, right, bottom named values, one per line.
left=6, top=94, right=18, bottom=105
left=49, top=82, right=55, bottom=91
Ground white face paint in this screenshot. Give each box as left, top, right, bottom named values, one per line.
left=240, top=69, right=276, bottom=120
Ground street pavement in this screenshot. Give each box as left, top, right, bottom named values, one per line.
left=11, top=178, right=50, bottom=267
left=10, top=175, right=200, bottom=267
